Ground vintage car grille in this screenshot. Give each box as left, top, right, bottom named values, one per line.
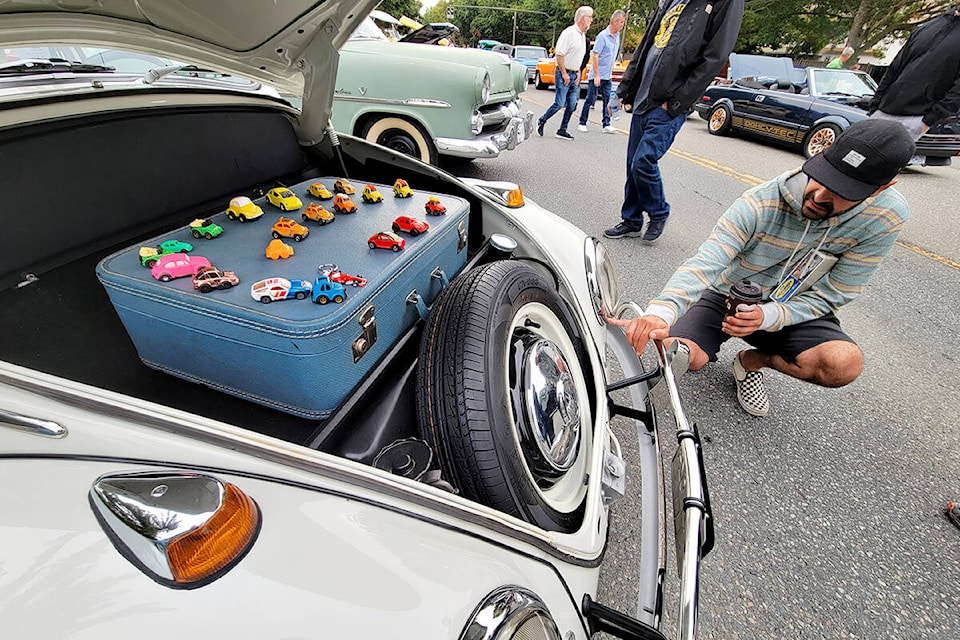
left=478, top=98, right=524, bottom=132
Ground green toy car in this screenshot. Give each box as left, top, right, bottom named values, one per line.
left=189, top=218, right=224, bottom=239
left=138, top=239, right=193, bottom=267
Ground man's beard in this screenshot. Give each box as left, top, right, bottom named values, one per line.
left=801, top=191, right=857, bottom=219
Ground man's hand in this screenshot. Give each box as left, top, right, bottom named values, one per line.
left=594, top=77, right=600, bottom=87
left=605, top=314, right=669, bottom=356
left=722, top=304, right=763, bottom=337
left=560, top=71, right=569, bottom=84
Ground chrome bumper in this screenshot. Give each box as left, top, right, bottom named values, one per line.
left=435, top=110, right=535, bottom=159
left=587, top=306, right=713, bottom=640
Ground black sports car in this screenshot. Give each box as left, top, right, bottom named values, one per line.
left=694, top=53, right=960, bottom=165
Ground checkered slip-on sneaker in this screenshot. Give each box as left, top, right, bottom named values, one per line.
left=733, top=351, right=769, bottom=417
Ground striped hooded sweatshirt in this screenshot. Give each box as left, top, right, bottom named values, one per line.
left=646, top=169, right=909, bottom=332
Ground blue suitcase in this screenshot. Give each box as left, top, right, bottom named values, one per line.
left=96, top=179, right=469, bottom=419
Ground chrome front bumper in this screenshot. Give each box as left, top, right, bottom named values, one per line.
left=435, top=110, right=535, bottom=159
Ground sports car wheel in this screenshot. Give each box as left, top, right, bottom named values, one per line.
left=219, top=282, right=232, bottom=290
left=535, top=71, right=547, bottom=90
left=804, top=123, right=841, bottom=158
left=416, top=261, right=591, bottom=532
left=368, top=241, right=376, bottom=250
left=199, top=284, right=212, bottom=293
left=361, top=116, right=438, bottom=165
left=391, top=245, right=400, bottom=252
left=260, top=296, right=271, bottom=304
left=707, top=104, right=732, bottom=136
left=295, top=292, right=306, bottom=300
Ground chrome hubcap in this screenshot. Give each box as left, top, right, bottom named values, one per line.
left=517, top=337, right=581, bottom=480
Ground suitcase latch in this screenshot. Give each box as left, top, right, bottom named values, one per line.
left=352, top=305, right=377, bottom=363
left=457, top=220, right=467, bottom=253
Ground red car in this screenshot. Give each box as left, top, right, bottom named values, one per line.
left=367, top=232, right=405, bottom=252
left=392, top=216, right=429, bottom=236
left=318, top=263, right=368, bottom=287
left=424, top=196, right=446, bottom=216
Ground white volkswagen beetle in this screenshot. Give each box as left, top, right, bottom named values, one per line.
left=0, top=1, right=710, bottom=638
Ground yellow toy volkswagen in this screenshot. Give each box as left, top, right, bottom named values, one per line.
left=266, top=187, right=303, bottom=211
left=226, top=196, right=264, bottom=222
left=308, top=182, right=334, bottom=199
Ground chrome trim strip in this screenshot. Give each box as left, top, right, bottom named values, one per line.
left=0, top=408, right=67, bottom=438
left=332, top=94, right=450, bottom=108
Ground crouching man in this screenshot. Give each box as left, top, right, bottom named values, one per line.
left=609, top=120, right=915, bottom=416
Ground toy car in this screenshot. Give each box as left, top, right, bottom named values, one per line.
left=307, top=182, right=334, bottom=199
left=226, top=196, right=263, bottom=222
left=189, top=218, right=224, bottom=239
left=311, top=275, right=347, bottom=305
left=367, top=231, right=405, bottom=252
left=361, top=184, right=383, bottom=203
left=265, top=238, right=294, bottom=260
left=424, top=196, right=446, bottom=215
left=266, top=187, right=303, bottom=211
left=250, top=277, right=312, bottom=303
left=271, top=216, right=309, bottom=241
left=392, top=215, right=429, bottom=236
left=392, top=179, right=413, bottom=198
left=192, top=265, right=240, bottom=292
left=332, top=193, right=357, bottom=214
left=138, top=239, right=193, bottom=267
left=150, top=253, right=211, bottom=282
left=333, top=178, right=355, bottom=194
left=302, top=202, right=334, bottom=225
left=318, top=263, right=367, bottom=287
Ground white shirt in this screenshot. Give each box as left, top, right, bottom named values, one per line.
left=554, top=23, right=587, bottom=72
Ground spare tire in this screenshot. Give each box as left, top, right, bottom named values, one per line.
left=416, top=261, right=591, bottom=532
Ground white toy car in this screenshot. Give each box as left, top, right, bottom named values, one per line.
left=0, top=2, right=710, bottom=638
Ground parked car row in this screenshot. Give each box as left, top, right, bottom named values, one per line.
left=694, top=53, right=960, bottom=164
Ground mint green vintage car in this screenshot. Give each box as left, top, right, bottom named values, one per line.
left=333, top=19, right=534, bottom=165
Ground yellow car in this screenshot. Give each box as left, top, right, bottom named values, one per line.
left=266, top=187, right=303, bottom=211
left=534, top=56, right=629, bottom=91
left=392, top=179, right=413, bottom=198
left=225, top=196, right=263, bottom=222
left=333, top=178, right=355, bottom=195
left=308, top=182, right=334, bottom=199
left=361, top=184, right=383, bottom=204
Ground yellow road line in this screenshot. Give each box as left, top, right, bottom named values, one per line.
left=520, top=95, right=958, bottom=270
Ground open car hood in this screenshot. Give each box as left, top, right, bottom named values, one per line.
left=399, top=22, right=459, bottom=45
left=0, top=0, right=380, bottom=141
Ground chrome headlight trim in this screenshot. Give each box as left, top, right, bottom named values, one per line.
left=584, top=237, right=621, bottom=323
left=460, top=586, right=563, bottom=640
left=481, top=72, right=491, bottom=103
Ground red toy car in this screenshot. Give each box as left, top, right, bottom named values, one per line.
left=367, top=232, right=405, bottom=252
left=318, top=263, right=368, bottom=287
left=424, top=196, right=446, bottom=216
left=392, top=216, right=429, bottom=236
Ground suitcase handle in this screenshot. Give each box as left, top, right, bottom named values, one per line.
left=406, top=267, right=448, bottom=321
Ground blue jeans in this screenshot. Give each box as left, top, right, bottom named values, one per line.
left=620, top=106, right=687, bottom=226
left=539, top=71, right=579, bottom=132
left=578, top=79, right=612, bottom=127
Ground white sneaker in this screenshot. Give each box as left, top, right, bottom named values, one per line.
left=577, top=124, right=588, bottom=132
left=732, top=352, right=769, bottom=417
left=602, top=125, right=617, bottom=134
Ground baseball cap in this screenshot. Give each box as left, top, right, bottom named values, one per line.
left=802, top=119, right=915, bottom=201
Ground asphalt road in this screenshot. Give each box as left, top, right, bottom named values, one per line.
left=457, top=88, right=960, bottom=640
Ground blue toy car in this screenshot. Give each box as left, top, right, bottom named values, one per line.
left=311, top=275, right=347, bottom=305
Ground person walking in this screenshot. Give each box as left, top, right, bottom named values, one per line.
left=868, top=3, right=960, bottom=164
left=607, top=120, right=915, bottom=417
left=577, top=10, right=626, bottom=134
left=826, top=46, right=855, bottom=69
left=536, top=6, right=594, bottom=140
left=604, top=0, right=743, bottom=242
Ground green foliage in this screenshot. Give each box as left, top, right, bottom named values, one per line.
left=376, top=0, right=424, bottom=21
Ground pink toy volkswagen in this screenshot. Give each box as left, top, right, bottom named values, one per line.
left=151, top=253, right=211, bottom=282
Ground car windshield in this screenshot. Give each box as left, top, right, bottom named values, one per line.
left=514, top=46, right=547, bottom=59
left=349, top=18, right=389, bottom=42
left=810, top=69, right=877, bottom=97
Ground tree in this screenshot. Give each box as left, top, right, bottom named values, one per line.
left=377, top=0, right=424, bottom=21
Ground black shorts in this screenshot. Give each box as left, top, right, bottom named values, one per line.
left=669, top=290, right=857, bottom=364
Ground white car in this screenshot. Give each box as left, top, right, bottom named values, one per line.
left=0, top=2, right=710, bottom=638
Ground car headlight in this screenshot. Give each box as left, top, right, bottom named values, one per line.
left=584, top=237, right=621, bottom=323
left=460, top=586, right=563, bottom=640
left=472, top=111, right=484, bottom=136
left=481, top=72, right=491, bottom=103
